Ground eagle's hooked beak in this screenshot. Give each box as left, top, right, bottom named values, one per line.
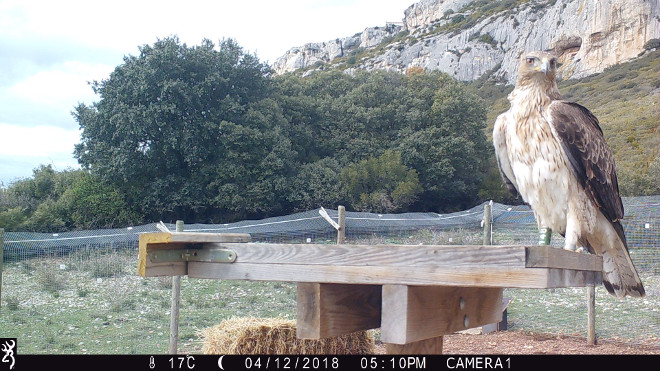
left=540, top=58, right=550, bottom=75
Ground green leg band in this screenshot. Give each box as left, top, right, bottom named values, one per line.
left=538, top=227, right=552, bottom=246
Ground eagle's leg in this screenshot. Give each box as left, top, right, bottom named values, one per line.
left=538, top=226, right=552, bottom=245
left=563, top=211, right=579, bottom=251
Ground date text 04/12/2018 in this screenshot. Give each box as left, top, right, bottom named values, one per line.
left=244, top=356, right=340, bottom=369
left=240, top=356, right=512, bottom=370
left=242, top=356, right=423, bottom=370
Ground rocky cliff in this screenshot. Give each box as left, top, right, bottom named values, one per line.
left=272, top=0, right=660, bottom=84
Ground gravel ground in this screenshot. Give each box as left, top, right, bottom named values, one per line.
left=375, top=331, right=659, bottom=354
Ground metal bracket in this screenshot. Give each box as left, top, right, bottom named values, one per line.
left=149, top=248, right=236, bottom=263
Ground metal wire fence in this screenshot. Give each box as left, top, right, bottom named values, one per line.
left=0, top=196, right=658, bottom=353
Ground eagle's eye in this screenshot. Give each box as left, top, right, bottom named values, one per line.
left=526, top=57, right=535, bottom=65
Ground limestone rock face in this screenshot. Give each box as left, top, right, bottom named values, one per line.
left=273, top=0, right=660, bottom=84
left=272, top=24, right=403, bottom=76
left=402, top=0, right=475, bottom=31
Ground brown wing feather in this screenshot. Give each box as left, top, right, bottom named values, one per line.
left=546, top=101, right=624, bottom=222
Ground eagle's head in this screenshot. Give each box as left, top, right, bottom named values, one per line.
left=514, top=51, right=561, bottom=100
left=517, top=51, right=559, bottom=82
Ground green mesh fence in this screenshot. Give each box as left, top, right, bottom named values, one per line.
left=0, top=196, right=658, bottom=353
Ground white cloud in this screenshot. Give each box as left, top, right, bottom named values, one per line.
left=0, top=0, right=413, bottom=184
left=1, top=0, right=412, bottom=63
left=0, top=123, right=81, bottom=158
left=0, top=123, right=81, bottom=184
left=8, top=61, right=112, bottom=109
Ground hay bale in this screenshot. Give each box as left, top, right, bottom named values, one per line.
left=200, top=317, right=375, bottom=354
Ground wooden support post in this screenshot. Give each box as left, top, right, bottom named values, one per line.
left=385, top=336, right=443, bottom=355
left=337, top=206, right=346, bottom=244
left=381, top=285, right=503, bottom=346
left=587, top=285, right=596, bottom=345
left=483, top=201, right=492, bottom=246
left=296, top=283, right=381, bottom=339
left=169, top=220, right=184, bottom=354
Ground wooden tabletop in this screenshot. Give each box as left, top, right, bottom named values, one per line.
left=138, top=232, right=602, bottom=288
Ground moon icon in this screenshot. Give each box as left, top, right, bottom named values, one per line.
left=218, top=355, right=224, bottom=370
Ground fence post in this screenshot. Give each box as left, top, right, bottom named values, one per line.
left=482, top=202, right=492, bottom=246
left=587, top=285, right=596, bottom=345
left=337, top=206, right=346, bottom=244
left=169, top=220, right=184, bottom=354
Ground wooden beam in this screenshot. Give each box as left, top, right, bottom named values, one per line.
left=138, top=232, right=250, bottom=277
left=526, top=246, right=602, bottom=271
left=380, top=285, right=503, bottom=344
left=140, top=233, right=602, bottom=289
left=385, top=336, right=443, bottom=355
left=188, top=262, right=600, bottom=288
left=204, top=242, right=602, bottom=272
left=209, top=243, right=530, bottom=269
left=296, top=283, right=381, bottom=339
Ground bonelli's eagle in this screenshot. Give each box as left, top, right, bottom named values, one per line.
left=493, top=50, right=645, bottom=298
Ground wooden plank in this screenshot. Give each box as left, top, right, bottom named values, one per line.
left=141, top=234, right=602, bottom=288
left=207, top=243, right=601, bottom=271
left=526, top=246, right=602, bottom=271
left=155, top=232, right=251, bottom=244
left=385, top=336, right=443, bottom=355
left=138, top=232, right=250, bottom=277
left=296, top=283, right=381, bottom=339
left=188, top=262, right=600, bottom=288
left=546, top=268, right=602, bottom=288
left=380, top=285, right=503, bottom=344
left=141, top=233, right=602, bottom=274
left=210, top=243, right=528, bottom=268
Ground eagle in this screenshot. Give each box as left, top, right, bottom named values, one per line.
left=493, top=50, right=645, bottom=298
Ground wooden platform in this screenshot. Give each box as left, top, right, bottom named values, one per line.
left=138, top=232, right=602, bottom=354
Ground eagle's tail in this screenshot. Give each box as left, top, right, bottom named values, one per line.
left=588, top=219, right=645, bottom=298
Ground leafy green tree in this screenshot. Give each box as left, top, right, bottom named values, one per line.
left=19, top=199, right=68, bottom=232
left=276, top=69, right=490, bottom=213
left=341, top=150, right=422, bottom=213
left=58, top=172, right=140, bottom=229
left=398, top=78, right=490, bottom=211
left=0, top=166, right=136, bottom=231
left=74, top=36, right=294, bottom=222
left=0, top=207, right=26, bottom=231
left=286, top=157, right=345, bottom=211
left=0, top=165, right=71, bottom=231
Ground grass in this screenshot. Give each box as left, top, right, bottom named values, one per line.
left=0, top=238, right=657, bottom=354
left=504, top=275, right=660, bottom=343
left=0, top=248, right=298, bottom=354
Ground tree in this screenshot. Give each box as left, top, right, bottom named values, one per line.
left=275, top=69, right=491, bottom=213
left=74, top=36, right=294, bottom=222
left=0, top=166, right=136, bottom=232
left=58, top=172, right=140, bottom=229
left=398, top=78, right=490, bottom=211
left=286, top=157, right=345, bottom=211
left=341, top=150, right=422, bottom=213
left=0, top=165, right=69, bottom=232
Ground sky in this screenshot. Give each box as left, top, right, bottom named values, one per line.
left=0, top=0, right=414, bottom=186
